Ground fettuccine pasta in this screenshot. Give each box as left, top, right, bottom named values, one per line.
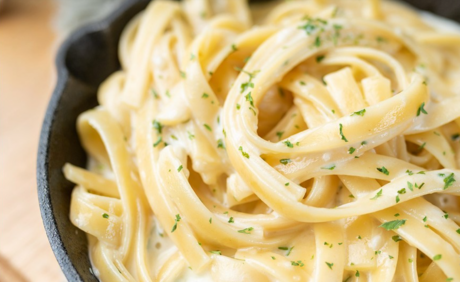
left=64, top=0, right=460, bottom=281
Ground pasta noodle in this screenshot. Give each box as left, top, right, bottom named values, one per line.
left=64, top=0, right=460, bottom=281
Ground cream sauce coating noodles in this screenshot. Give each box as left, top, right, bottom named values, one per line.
left=63, top=0, right=460, bottom=281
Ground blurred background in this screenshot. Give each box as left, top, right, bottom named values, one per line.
left=0, top=0, right=459, bottom=281
left=0, top=0, right=123, bottom=281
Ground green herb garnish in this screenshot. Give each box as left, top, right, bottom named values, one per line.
left=239, top=146, right=250, bottom=159
left=280, top=158, right=291, bottom=165
left=379, top=219, right=406, bottom=230
left=443, top=173, right=455, bottom=190
left=339, top=123, right=348, bottom=142
left=377, top=166, right=389, bottom=175
left=370, top=189, right=383, bottom=200
left=171, top=214, right=181, bottom=233
left=238, top=227, right=254, bottom=234
left=351, top=109, right=366, bottom=116
left=417, top=102, right=428, bottom=116
left=152, top=120, right=163, bottom=134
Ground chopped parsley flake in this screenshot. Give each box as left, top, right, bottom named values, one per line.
left=396, top=195, right=400, bottom=203
left=348, top=147, right=356, bottom=154
left=102, top=213, right=109, bottom=219
left=418, top=142, right=427, bottom=152
left=238, top=227, right=254, bottom=234
left=376, top=36, right=387, bottom=43
left=395, top=213, right=400, bottom=217
left=339, top=123, right=348, bottom=142
left=286, top=246, right=294, bottom=256
left=356, top=270, right=360, bottom=277
left=285, top=182, right=289, bottom=186
left=325, top=262, right=334, bottom=270
left=280, top=158, right=291, bottom=165
left=231, top=44, right=238, bottom=52
left=151, top=89, right=159, bottom=99
left=407, top=182, right=413, bottom=191
left=187, top=131, right=195, bottom=140
left=392, top=235, right=402, bottom=242
left=397, top=188, right=406, bottom=195
left=433, top=254, right=442, bottom=261
left=423, top=216, right=427, bottom=222
left=237, top=68, right=259, bottom=93
left=271, top=256, right=276, bottom=260
left=278, top=246, right=288, bottom=250
left=443, top=212, right=449, bottom=219
left=321, top=164, right=336, bottom=170
left=217, top=139, right=225, bottom=149
left=152, top=120, right=163, bottom=134
left=276, top=131, right=284, bottom=140
left=379, top=219, right=406, bottom=230
left=202, top=93, right=209, bottom=98
left=228, top=217, right=234, bottom=223
left=351, top=109, right=366, bottom=116
left=180, top=71, right=186, bottom=78
left=177, top=165, right=183, bottom=172
left=299, top=81, right=306, bottom=85
left=377, top=166, right=389, bottom=175
left=153, top=137, right=162, bottom=147
left=239, top=146, right=250, bottom=159
left=312, top=35, right=322, bottom=48
left=451, top=133, right=460, bottom=141
left=171, top=214, right=181, bottom=233
left=291, top=260, right=305, bottom=267
left=284, top=140, right=294, bottom=148
left=203, top=124, right=212, bottom=131
left=210, top=250, right=222, bottom=255
left=370, top=189, right=383, bottom=200
left=443, top=173, right=455, bottom=190
left=240, top=81, right=254, bottom=93
left=245, top=92, right=254, bottom=107
left=298, top=17, right=327, bottom=35
left=316, top=55, right=325, bottom=62
left=417, top=102, right=428, bottom=116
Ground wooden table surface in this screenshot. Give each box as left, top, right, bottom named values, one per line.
left=0, top=0, right=65, bottom=281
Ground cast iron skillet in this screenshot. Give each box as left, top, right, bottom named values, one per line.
left=37, top=1, right=460, bottom=281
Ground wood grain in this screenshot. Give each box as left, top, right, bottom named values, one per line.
left=0, top=0, right=65, bottom=281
